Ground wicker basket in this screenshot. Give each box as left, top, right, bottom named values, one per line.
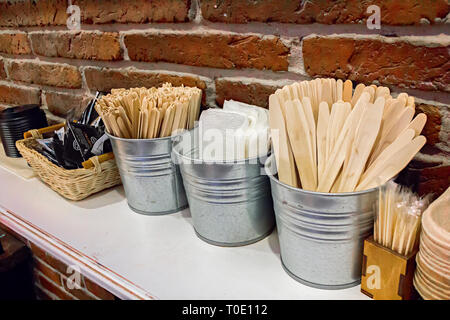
left=16, top=127, right=122, bottom=201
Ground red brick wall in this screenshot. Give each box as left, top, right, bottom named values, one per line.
left=0, top=223, right=117, bottom=300
left=0, top=0, right=448, bottom=194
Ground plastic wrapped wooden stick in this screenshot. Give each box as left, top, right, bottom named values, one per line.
left=374, top=181, right=431, bottom=256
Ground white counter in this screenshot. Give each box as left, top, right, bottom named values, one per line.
left=0, top=166, right=369, bottom=300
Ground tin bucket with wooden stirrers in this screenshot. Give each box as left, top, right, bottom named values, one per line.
left=267, top=79, right=427, bottom=288
left=96, top=84, right=202, bottom=215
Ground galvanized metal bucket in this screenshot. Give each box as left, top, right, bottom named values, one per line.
left=107, top=133, right=187, bottom=215
left=266, top=155, right=378, bottom=289
left=172, top=128, right=275, bottom=246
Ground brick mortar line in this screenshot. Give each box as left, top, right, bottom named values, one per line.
left=0, top=79, right=41, bottom=91
left=35, top=283, right=60, bottom=300
left=26, top=32, right=36, bottom=56
left=1, top=64, right=449, bottom=107
left=79, top=66, right=90, bottom=93
left=0, top=30, right=29, bottom=35
left=118, top=33, right=130, bottom=61
left=1, top=21, right=449, bottom=37
left=33, top=257, right=106, bottom=301
left=215, top=76, right=294, bottom=88
left=61, top=273, right=100, bottom=300
left=301, top=33, right=450, bottom=47
left=0, top=79, right=86, bottom=95
left=415, top=152, right=450, bottom=166
left=1, top=75, right=449, bottom=108
left=44, top=110, right=66, bottom=124
left=33, top=255, right=65, bottom=285
left=287, top=39, right=305, bottom=75
left=4, top=25, right=449, bottom=43
left=43, top=88, right=91, bottom=97
left=1, top=56, right=449, bottom=105
left=40, top=91, right=47, bottom=109
left=0, top=54, right=310, bottom=83
left=190, top=0, right=202, bottom=23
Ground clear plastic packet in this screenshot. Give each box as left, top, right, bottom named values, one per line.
left=374, top=181, right=431, bottom=255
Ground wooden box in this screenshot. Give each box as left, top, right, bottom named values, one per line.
left=361, top=236, right=418, bottom=300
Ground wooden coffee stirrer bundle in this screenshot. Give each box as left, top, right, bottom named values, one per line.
left=95, top=84, right=202, bottom=139
left=269, top=78, right=427, bottom=193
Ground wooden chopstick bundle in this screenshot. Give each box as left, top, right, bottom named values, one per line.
left=269, top=78, right=427, bottom=193
left=375, top=181, right=430, bottom=255
left=95, top=83, right=202, bottom=139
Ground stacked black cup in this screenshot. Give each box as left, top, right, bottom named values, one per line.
left=0, top=105, right=48, bottom=157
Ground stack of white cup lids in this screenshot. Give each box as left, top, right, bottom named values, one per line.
left=414, top=187, right=450, bottom=300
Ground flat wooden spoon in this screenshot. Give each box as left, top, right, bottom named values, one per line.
left=406, top=113, right=427, bottom=137
left=269, top=94, right=298, bottom=187
left=351, top=83, right=366, bottom=107
left=338, top=97, right=384, bottom=192
left=356, top=136, right=426, bottom=191
left=343, top=80, right=353, bottom=103
left=359, top=128, right=416, bottom=189
left=317, top=94, right=368, bottom=192
left=286, top=99, right=316, bottom=190
left=316, top=101, right=330, bottom=187
left=336, top=79, right=343, bottom=102
left=369, top=106, right=415, bottom=165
